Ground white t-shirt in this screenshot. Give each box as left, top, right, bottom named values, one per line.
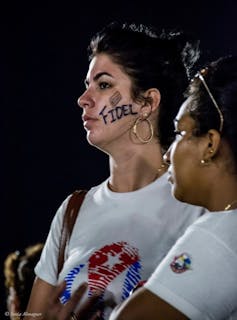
left=35, top=173, right=204, bottom=319
left=145, top=210, right=237, bottom=320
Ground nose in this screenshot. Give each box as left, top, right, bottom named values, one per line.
left=77, top=90, right=93, bottom=109
left=163, top=145, right=171, bottom=165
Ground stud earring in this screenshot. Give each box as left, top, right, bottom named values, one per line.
left=200, top=159, right=211, bottom=165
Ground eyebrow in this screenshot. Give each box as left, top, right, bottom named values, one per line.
left=84, top=72, right=113, bottom=86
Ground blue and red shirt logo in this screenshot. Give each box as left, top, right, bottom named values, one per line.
left=170, top=253, right=192, bottom=273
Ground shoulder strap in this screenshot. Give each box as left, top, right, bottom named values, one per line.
left=57, top=189, right=87, bottom=276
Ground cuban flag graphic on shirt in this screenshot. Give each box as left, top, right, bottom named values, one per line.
left=60, top=241, right=142, bottom=306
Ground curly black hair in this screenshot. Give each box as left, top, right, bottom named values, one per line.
left=186, top=55, right=237, bottom=169
left=4, top=243, right=44, bottom=314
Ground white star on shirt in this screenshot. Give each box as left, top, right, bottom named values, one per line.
left=104, top=252, right=122, bottom=269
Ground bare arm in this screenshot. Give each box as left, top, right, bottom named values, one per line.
left=109, top=287, right=189, bottom=320
left=23, top=277, right=55, bottom=320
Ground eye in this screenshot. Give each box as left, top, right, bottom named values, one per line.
left=174, top=130, right=186, bottom=139
left=174, top=130, right=186, bottom=136
left=99, top=82, right=111, bottom=90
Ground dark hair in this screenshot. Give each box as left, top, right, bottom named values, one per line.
left=4, top=243, right=44, bottom=313
left=186, top=55, right=237, bottom=168
left=88, top=21, right=200, bottom=150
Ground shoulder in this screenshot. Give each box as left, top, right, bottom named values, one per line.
left=191, top=211, right=237, bottom=250
left=83, top=179, right=108, bottom=197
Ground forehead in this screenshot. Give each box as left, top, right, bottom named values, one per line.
left=87, top=53, right=127, bottom=81
left=175, top=97, right=196, bottom=129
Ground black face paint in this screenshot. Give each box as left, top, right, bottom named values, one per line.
left=110, top=91, right=122, bottom=107
left=99, top=104, right=138, bottom=124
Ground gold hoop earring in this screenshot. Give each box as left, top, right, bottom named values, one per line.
left=132, top=118, right=154, bottom=143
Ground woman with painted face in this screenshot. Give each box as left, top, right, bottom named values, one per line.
left=108, top=55, right=237, bottom=319
left=24, top=22, right=204, bottom=320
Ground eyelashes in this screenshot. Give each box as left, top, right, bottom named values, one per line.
left=174, top=130, right=186, bottom=137
left=99, top=82, right=111, bottom=89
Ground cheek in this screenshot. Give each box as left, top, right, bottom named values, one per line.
left=170, top=143, right=189, bottom=183
left=170, top=141, right=182, bottom=172
left=171, top=146, right=200, bottom=201
left=171, top=139, right=196, bottom=170
left=98, top=104, right=139, bottom=125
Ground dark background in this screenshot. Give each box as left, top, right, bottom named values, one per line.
left=1, top=0, right=237, bottom=315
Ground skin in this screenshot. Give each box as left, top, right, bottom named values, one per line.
left=165, top=97, right=237, bottom=212
left=44, top=282, right=102, bottom=320
left=28, top=282, right=188, bottom=320
left=97, top=95, right=237, bottom=319
left=78, top=52, right=164, bottom=192
left=79, top=53, right=140, bottom=151
left=165, top=98, right=210, bottom=205
left=26, top=88, right=237, bottom=320
left=24, top=53, right=165, bottom=319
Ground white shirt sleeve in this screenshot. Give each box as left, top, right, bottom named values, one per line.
left=34, top=196, right=70, bottom=285
left=145, top=224, right=237, bottom=320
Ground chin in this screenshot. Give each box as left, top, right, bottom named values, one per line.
left=86, top=131, right=100, bottom=146
left=173, top=186, right=187, bottom=204
left=86, top=134, right=108, bottom=153
left=173, top=188, right=201, bottom=208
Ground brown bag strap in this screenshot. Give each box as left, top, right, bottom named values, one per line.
left=57, top=190, right=87, bottom=276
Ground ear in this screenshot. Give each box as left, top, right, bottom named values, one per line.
left=201, top=129, right=221, bottom=161
left=139, top=88, right=161, bottom=118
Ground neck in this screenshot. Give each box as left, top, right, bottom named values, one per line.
left=204, top=173, right=237, bottom=212
left=108, top=143, right=166, bottom=192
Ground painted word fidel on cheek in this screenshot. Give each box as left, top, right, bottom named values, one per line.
left=99, top=104, right=138, bottom=124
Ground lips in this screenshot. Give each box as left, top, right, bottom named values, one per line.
left=82, top=114, right=98, bottom=129
left=82, top=114, right=97, bottom=122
